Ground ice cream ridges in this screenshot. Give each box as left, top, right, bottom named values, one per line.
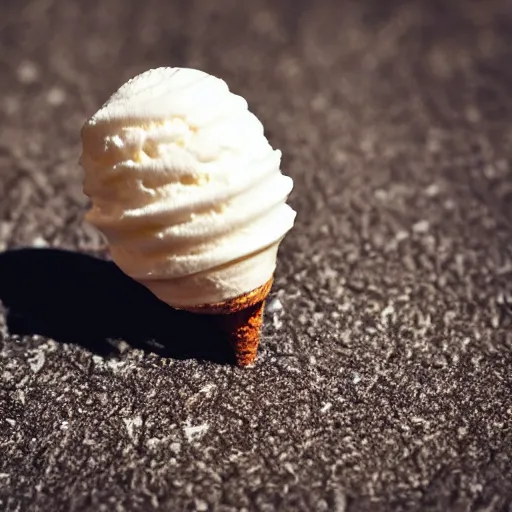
left=80, top=67, right=296, bottom=366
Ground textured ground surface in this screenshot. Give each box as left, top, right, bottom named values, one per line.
left=1, top=0, right=512, bottom=511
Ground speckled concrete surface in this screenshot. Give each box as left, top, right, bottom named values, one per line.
left=1, top=0, right=512, bottom=511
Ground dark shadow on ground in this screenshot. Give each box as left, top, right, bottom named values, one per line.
left=0, top=248, right=234, bottom=364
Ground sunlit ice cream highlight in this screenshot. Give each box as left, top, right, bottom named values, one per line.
left=80, top=67, right=295, bottom=308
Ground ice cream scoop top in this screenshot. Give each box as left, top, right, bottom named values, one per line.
left=81, top=67, right=295, bottom=306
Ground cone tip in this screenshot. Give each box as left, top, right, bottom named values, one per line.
left=223, top=299, right=265, bottom=367
left=186, top=279, right=273, bottom=367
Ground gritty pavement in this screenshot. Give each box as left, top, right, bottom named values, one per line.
left=1, top=0, right=512, bottom=511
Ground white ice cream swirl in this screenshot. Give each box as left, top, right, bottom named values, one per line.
left=80, top=67, right=295, bottom=307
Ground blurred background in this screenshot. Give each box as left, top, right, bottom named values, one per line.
left=2, top=0, right=512, bottom=254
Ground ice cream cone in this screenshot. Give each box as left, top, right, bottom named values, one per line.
left=80, top=68, right=296, bottom=368
left=186, top=278, right=273, bottom=366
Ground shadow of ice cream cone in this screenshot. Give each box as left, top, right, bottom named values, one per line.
left=0, top=248, right=235, bottom=364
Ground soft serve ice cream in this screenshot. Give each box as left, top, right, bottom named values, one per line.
left=80, top=67, right=295, bottom=307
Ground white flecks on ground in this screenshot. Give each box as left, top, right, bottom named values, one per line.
left=395, top=230, right=409, bottom=242
left=28, top=351, right=45, bottom=374
left=425, top=183, right=440, bottom=197
left=123, top=415, right=143, bottom=443
left=183, top=423, right=209, bottom=442
left=146, top=437, right=165, bottom=449
left=5, top=419, right=16, bottom=427
left=320, top=402, right=332, bottom=414
left=92, top=355, right=104, bottom=366
left=320, top=266, right=338, bottom=282
left=31, top=236, right=48, bottom=248
left=332, top=149, right=348, bottom=165
left=412, top=220, right=430, bottom=233
left=374, top=189, right=388, bottom=201
left=298, top=314, right=308, bottom=325
left=313, top=312, right=325, bottom=323
left=352, top=373, right=362, bottom=384
left=17, top=61, right=39, bottom=84
left=146, top=436, right=174, bottom=448
left=332, top=487, right=347, bottom=512
left=483, top=164, right=497, bottom=180
left=198, top=383, right=216, bottom=395
left=17, top=390, right=26, bottom=405
left=444, top=199, right=455, bottom=210
left=455, top=253, right=465, bottom=278
left=272, top=314, right=283, bottom=330
left=410, top=416, right=430, bottom=426
left=117, top=340, right=130, bottom=353
left=187, top=384, right=217, bottom=406
left=194, top=499, right=209, bottom=512
left=107, top=359, right=126, bottom=371
left=284, top=463, right=296, bottom=478
left=339, top=302, right=352, bottom=313
left=170, top=442, right=181, bottom=454
left=339, top=330, right=351, bottom=346
left=92, top=354, right=126, bottom=371
left=61, top=421, right=69, bottom=430
left=266, top=298, right=283, bottom=313
left=46, top=87, right=66, bottom=106
left=462, top=337, right=472, bottom=350
left=0, top=222, right=14, bottom=249
left=380, top=303, right=396, bottom=326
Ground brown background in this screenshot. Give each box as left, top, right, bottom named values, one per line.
left=1, top=0, right=512, bottom=511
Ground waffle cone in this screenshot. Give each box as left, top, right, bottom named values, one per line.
left=186, top=278, right=273, bottom=366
